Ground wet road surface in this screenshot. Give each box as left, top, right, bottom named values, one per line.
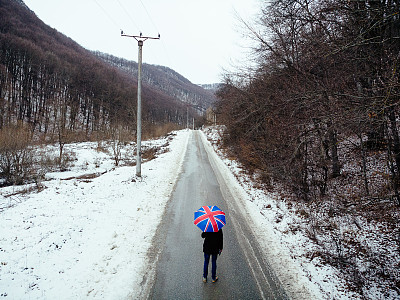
left=147, top=130, right=288, bottom=300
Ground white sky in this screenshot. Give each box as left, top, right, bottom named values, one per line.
left=23, top=0, right=260, bottom=84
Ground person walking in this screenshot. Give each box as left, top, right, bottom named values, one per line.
left=201, top=229, right=223, bottom=283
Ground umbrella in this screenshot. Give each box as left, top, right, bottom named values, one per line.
left=194, top=205, right=226, bottom=232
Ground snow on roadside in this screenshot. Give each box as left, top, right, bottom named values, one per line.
left=201, top=126, right=359, bottom=300
left=0, top=130, right=189, bottom=299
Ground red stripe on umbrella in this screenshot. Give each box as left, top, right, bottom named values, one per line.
left=194, top=206, right=224, bottom=232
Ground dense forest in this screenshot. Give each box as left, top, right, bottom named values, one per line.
left=215, top=0, right=399, bottom=296
left=217, top=0, right=400, bottom=202
left=0, top=0, right=200, bottom=140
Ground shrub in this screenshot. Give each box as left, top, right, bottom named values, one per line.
left=0, top=124, right=33, bottom=185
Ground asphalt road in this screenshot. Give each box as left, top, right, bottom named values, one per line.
left=147, top=130, right=288, bottom=300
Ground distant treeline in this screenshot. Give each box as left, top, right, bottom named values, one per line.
left=216, top=0, right=400, bottom=202
left=0, top=0, right=188, bottom=141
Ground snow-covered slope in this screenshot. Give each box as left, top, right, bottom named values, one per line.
left=201, top=126, right=400, bottom=300
left=2, top=127, right=388, bottom=299
left=0, top=131, right=189, bottom=299
left=200, top=127, right=351, bottom=299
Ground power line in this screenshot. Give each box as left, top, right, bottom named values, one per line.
left=159, top=38, right=173, bottom=68
left=93, top=0, right=171, bottom=68
left=138, top=0, right=159, bottom=33
left=92, top=0, right=120, bottom=31
left=116, top=0, right=141, bottom=32
left=136, top=1, right=173, bottom=68
left=114, top=0, right=162, bottom=62
left=93, top=0, right=139, bottom=56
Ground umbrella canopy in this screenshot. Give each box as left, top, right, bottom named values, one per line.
left=194, top=205, right=226, bottom=232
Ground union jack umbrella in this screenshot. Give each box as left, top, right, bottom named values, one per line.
left=194, top=205, right=226, bottom=232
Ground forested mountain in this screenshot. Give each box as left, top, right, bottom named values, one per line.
left=216, top=0, right=400, bottom=297
left=95, top=52, right=217, bottom=115
left=0, top=0, right=204, bottom=140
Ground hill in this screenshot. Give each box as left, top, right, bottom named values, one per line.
left=0, top=0, right=208, bottom=139
left=215, top=1, right=400, bottom=298
left=95, top=52, right=217, bottom=115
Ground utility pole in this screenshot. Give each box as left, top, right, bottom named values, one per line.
left=186, top=105, right=189, bottom=129
left=121, top=31, right=160, bottom=177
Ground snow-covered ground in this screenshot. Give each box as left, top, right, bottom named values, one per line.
left=202, top=126, right=400, bottom=300
left=0, top=131, right=189, bottom=299
left=1, top=127, right=391, bottom=299
left=201, top=127, right=356, bottom=300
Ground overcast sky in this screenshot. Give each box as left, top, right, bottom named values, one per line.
left=23, top=0, right=260, bottom=84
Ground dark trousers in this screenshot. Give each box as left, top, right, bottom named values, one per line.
left=203, top=253, right=218, bottom=280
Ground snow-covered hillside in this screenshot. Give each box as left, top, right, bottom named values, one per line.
left=1, top=128, right=395, bottom=299
left=0, top=131, right=189, bottom=299
left=202, top=126, right=399, bottom=300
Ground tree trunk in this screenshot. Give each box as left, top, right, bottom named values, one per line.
left=329, top=126, right=340, bottom=178
left=359, top=133, right=370, bottom=196
left=385, top=119, right=400, bottom=205
left=388, top=107, right=400, bottom=179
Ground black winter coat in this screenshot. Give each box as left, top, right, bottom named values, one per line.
left=201, top=229, right=223, bottom=254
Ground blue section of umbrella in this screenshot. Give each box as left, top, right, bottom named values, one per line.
left=194, top=205, right=226, bottom=232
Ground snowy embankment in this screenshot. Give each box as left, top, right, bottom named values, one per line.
left=0, top=130, right=189, bottom=299
left=2, top=127, right=382, bottom=300
left=201, top=126, right=359, bottom=300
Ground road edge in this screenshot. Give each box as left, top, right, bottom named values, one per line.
left=199, top=130, right=319, bottom=300
left=132, top=130, right=191, bottom=300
